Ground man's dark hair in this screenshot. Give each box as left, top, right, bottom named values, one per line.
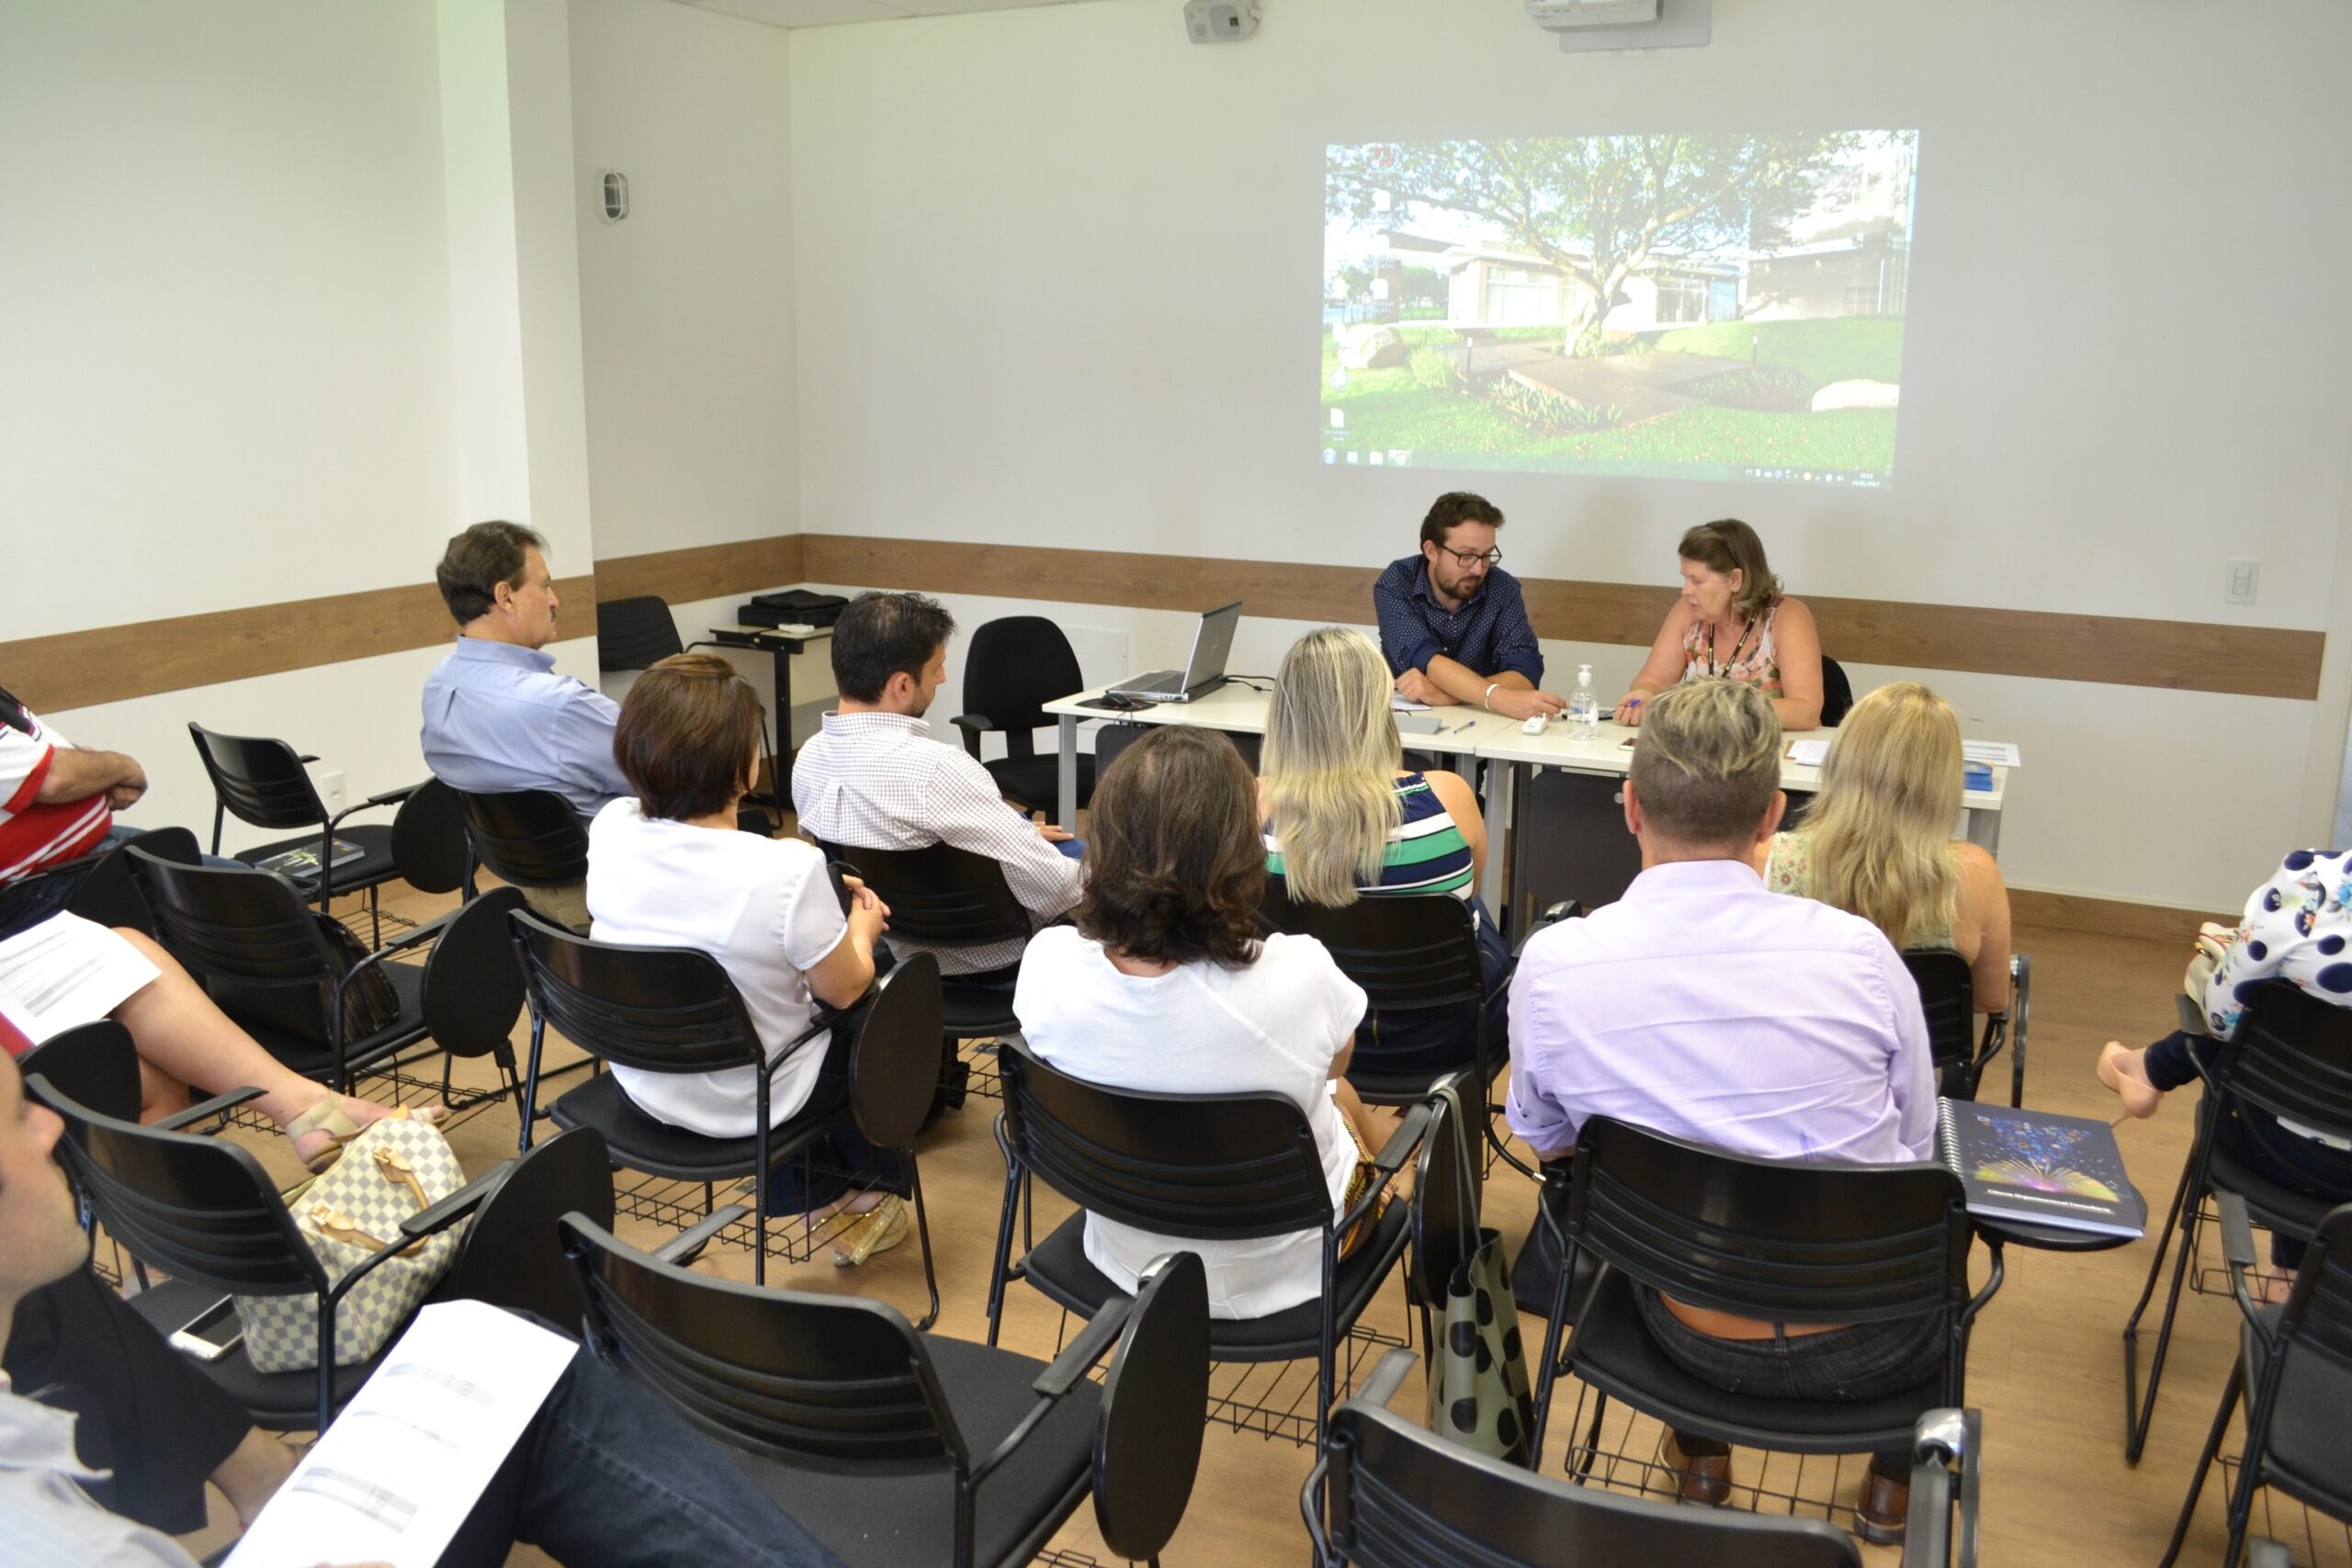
left=613, top=653, right=765, bottom=822
left=831, top=592, right=956, bottom=703
left=1075, top=727, right=1264, bottom=968
left=1419, top=491, right=1505, bottom=549
left=435, top=521, right=547, bottom=626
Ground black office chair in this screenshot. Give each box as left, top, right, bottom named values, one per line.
left=1903, top=950, right=2030, bottom=1108
left=1305, top=1349, right=1984, bottom=1568
left=1258, top=881, right=1515, bottom=1169
left=2123, top=978, right=2352, bottom=1465
left=185, top=722, right=419, bottom=947
left=510, top=912, right=941, bottom=1316
left=0, top=824, right=203, bottom=942
left=987, top=1039, right=1430, bottom=1451
left=431, top=1125, right=616, bottom=1329
left=1531, top=1118, right=2002, bottom=1498
left=126, top=846, right=525, bottom=1107
left=1819, top=654, right=1856, bottom=728
left=27, top=1062, right=531, bottom=1434
left=455, top=787, right=591, bottom=910
left=951, top=615, right=1099, bottom=815
left=809, top=838, right=1036, bottom=1101
left=563, top=1218, right=1207, bottom=1568
left=2161, top=1195, right=2352, bottom=1568
left=594, top=593, right=684, bottom=672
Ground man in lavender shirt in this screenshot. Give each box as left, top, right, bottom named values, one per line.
left=1506, top=677, right=1936, bottom=1545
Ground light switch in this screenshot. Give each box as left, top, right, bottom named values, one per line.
left=2225, top=559, right=2259, bottom=604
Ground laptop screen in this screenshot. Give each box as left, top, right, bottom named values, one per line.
left=1182, top=602, right=1244, bottom=689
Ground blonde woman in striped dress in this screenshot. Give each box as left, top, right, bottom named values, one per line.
left=1261, top=626, right=1510, bottom=1076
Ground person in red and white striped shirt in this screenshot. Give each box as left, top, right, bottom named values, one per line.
left=0, top=682, right=147, bottom=939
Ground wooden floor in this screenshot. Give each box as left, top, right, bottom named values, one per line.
left=170, top=884, right=2340, bottom=1567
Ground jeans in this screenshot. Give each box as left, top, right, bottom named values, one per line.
left=2143, top=1027, right=2352, bottom=1269
left=1636, top=1287, right=1947, bottom=1476
left=760, top=1007, right=916, bottom=1213
left=440, top=1316, right=844, bottom=1568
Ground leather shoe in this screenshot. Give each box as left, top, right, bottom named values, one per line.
left=1663, top=1434, right=1732, bottom=1506
left=1856, top=1468, right=1909, bottom=1546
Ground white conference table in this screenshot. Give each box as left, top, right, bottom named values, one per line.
left=1041, top=685, right=2012, bottom=926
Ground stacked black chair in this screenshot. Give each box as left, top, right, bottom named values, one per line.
left=1305, top=1349, right=1984, bottom=1568
left=455, top=787, right=591, bottom=915
left=563, top=1217, right=1209, bottom=1568
left=809, top=837, right=1035, bottom=1086
left=27, top=1051, right=555, bottom=1434
left=2160, top=1195, right=2352, bottom=1566
left=594, top=593, right=685, bottom=672
left=125, top=847, right=525, bottom=1105
left=1258, top=881, right=1516, bottom=1169
left=510, top=912, right=941, bottom=1317
left=988, top=1039, right=1430, bottom=1451
left=2123, top=977, right=2352, bottom=1464
left=1902, top=950, right=2030, bottom=1107
left=1532, top=1118, right=2002, bottom=1505
left=186, top=722, right=424, bottom=947
left=950, top=615, right=1099, bottom=816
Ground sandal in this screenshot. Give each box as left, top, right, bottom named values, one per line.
left=283, top=1100, right=445, bottom=1175
left=830, top=1195, right=909, bottom=1268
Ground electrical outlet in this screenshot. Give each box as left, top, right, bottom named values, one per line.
left=308, top=766, right=346, bottom=816
left=2225, top=559, right=2259, bottom=604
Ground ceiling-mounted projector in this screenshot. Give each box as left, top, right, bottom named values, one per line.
left=1528, top=0, right=1660, bottom=28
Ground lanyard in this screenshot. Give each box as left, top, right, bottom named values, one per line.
left=1706, top=617, right=1757, bottom=677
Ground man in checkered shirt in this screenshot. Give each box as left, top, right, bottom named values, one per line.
left=792, top=593, right=1083, bottom=980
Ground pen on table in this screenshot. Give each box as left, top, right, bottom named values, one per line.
left=1450, top=718, right=1476, bottom=734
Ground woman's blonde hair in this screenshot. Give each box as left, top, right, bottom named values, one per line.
left=1260, top=626, right=1403, bottom=908
left=1801, top=681, right=1962, bottom=947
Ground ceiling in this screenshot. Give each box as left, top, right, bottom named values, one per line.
left=674, top=0, right=1114, bottom=28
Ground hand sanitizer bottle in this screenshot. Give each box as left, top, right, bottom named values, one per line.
left=1570, top=664, right=1599, bottom=727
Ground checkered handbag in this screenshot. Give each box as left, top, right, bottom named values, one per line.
left=235, top=1117, right=469, bottom=1374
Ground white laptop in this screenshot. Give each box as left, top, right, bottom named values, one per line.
left=1110, top=601, right=1242, bottom=703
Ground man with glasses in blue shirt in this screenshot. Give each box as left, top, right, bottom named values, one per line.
left=1373, top=491, right=1565, bottom=722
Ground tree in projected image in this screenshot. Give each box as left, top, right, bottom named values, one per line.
left=1329, top=133, right=1858, bottom=357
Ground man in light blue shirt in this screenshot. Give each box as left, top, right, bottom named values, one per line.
left=422, top=522, right=631, bottom=924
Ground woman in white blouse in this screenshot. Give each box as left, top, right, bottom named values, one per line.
left=588, top=653, right=905, bottom=1267
left=1014, top=724, right=1403, bottom=1320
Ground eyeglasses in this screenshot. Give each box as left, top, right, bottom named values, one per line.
left=1433, top=544, right=1501, bottom=570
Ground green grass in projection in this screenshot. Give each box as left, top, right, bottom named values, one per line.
left=1322, top=319, right=1903, bottom=479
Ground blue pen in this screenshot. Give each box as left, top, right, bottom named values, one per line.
left=1451, top=718, right=1476, bottom=734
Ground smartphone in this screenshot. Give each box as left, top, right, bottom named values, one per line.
left=167, top=1296, right=244, bottom=1361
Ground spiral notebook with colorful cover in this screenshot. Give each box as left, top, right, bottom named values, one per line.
left=1936, top=1100, right=2143, bottom=1238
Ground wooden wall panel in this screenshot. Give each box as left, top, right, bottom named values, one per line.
left=2, top=530, right=2323, bottom=712
left=0, top=576, right=596, bottom=714
left=804, top=533, right=2324, bottom=701
left=593, top=535, right=805, bottom=608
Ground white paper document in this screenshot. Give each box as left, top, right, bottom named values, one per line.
left=1962, top=740, right=2022, bottom=769
left=1389, top=694, right=1432, bottom=713
left=0, top=911, right=161, bottom=1043
left=1784, top=739, right=1831, bottom=767
left=226, top=1301, right=578, bottom=1568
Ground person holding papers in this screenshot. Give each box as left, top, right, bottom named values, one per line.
left=2098, top=849, right=2352, bottom=1277
left=1612, top=519, right=1826, bottom=732
left=0, top=1050, right=848, bottom=1568
left=1758, top=682, right=2013, bottom=1011
left=1506, top=679, right=1935, bottom=1544
left=1372, top=491, right=1566, bottom=722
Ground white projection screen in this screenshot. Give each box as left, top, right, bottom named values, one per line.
left=1322, top=130, right=1918, bottom=487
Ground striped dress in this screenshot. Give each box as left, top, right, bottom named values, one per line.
left=1263, top=773, right=1477, bottom=913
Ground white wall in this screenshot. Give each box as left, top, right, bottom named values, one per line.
left=1, top=0, right=464, bottom=637
left=786, top=0, right=2352, bottom=909
left=569, top=0, right=799, bottom=560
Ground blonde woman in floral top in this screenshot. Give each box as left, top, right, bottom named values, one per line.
left=1756, top=682, right=2011, bottom=1011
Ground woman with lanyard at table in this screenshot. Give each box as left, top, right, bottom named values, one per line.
left=1612, top=519, right=1826, bottom=732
